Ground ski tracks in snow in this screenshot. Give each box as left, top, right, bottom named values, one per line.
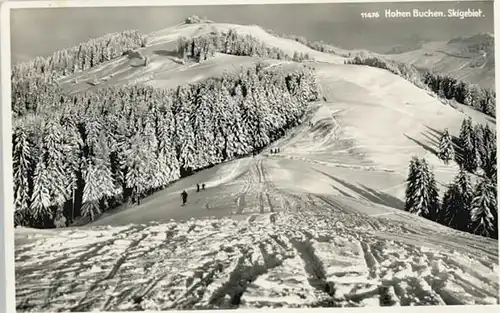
left=15, top=198, right=499, bottom=311
left=233, top=158, right=277, bottom=216
left=14, top=148, right=498, bottom=311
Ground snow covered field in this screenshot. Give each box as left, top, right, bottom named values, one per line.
left=15, top=192, right=499, bottom=311
left=14, top=21, right=499, bottom=311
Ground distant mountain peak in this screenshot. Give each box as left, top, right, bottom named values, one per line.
left=447, top=32, right=494, bottom=44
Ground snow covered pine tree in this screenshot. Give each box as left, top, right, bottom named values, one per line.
left=458, top=117, right=479, bottom=172
left=438, top=128, right=455, bottom=164
left=439, top=169, right=474, bottom=231
left=470, top=178, right=498, bottom=239
left=405, top=156, right=440, bottom=220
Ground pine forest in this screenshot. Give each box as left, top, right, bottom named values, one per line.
left=11, top=24, right=498, bottom=241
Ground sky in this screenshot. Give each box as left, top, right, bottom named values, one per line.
left=9, top=1, right=494, bottom=64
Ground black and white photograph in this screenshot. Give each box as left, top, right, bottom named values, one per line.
left=2, top=0, right=499, bottom=311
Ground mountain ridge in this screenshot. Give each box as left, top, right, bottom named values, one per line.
left=382, top=32, right=494, bottom=90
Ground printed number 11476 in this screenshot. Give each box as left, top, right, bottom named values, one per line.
left=361, top=12, right=380, bottom=19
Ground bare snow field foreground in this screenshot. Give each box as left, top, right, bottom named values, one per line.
left=15, top=202, right=499, bottom=311
left=10, top=5, right=499, bottom=312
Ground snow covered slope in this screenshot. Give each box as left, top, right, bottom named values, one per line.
left=58, top=22, right=346, bottom=94
left=15, top=198, right=499, bottom=310
left=14, top=22, right=498, bottom=311
left=383, top=33, right=495, bottom=90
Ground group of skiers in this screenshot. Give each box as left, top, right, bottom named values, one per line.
left=269, top=148, right=281, bottom=154
left=180, top=183, right=206, bottom=206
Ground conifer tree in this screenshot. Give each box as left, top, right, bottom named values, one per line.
left=12, top=126, right=33, bottom=225
left=438, top=128, right=455, bottom=164
left=470, top=178, right=498, bottom=238
left=439, top=169, right=474, bottom=231
left=405, top=157, right=440, bottom=219
left=40, top=119, right=71, bottom=214
left=81, top=158, right=102, bottom=221
left=481, top=124, right=497, bottom=179
left=405, top=157, right=420, bottom=213
left=426, top=164, right=441, bottom=221
left=482, top=143, right=497, bottom=181
left=94, top=133, right=118, bottom=205
left=60, top=114, right=83, bottom=220
left=482, top=124, right=496, bottom=153
left=459, top=117, right=479, bottom=172
left=142, top=118, right=163, bottom=191
left=125, top=133, right=149, bottom=204
left=473, top=124, right=486, bottom=165
left=30, top=155, right=52, bottom=223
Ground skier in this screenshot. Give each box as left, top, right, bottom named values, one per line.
left=181, top=190, right=188, bottom=206
left=202, top=183, right=206, bottom=190
left=197, top=183, right=200, bottom=192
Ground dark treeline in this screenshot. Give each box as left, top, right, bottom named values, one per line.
left=12, top=30, right=148, bottom=118
left=12, top=63, right=319, bottom=228
left=448, top=33, right=494, bottom=55
left=12, top=30, right=147, bottom=82
left=12, top=75, right=63, bottom=117
left=346, top=56, right=434, bottom=90
left=264, top=28, right=351, bottom=58
left=176, top=29, right=312, bottom=63
left=345, top=56, right=496, bottom=118
left=453, top=117, right=497, bottom=177
left=423, top=73, right=496, bottom=118
left=12, top=28, right=311, bottom=118
left=405, top=118, right=497, bottom=239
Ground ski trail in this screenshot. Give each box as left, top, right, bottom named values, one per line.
left=14, top=157, right=499, bottom=311
left=15, top=208, right=499, bottom=311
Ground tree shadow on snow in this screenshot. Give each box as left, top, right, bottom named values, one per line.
left=359, top=184, right=405, bottom=210
left=486, top=116, right=496, bottom=125
left=330, top=185, right=355, bottom=199
left=153, top=50, right=188, bottom=65
left=126, top=50, right=144, bottom=59
left=423, top=125, right=464, bottom=164
left=315, top=169, right=405, bottom=210
left=311, top=118, right=335, bottom=137
left=153, top=50, right=186, bottom=65
left=404, top=125, right=461, bottom=160
left=153, top=50, right=180, bottom=57
left=130, top=63, right=146, bottom=68
left=404, top=134, right=438, bottom=156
